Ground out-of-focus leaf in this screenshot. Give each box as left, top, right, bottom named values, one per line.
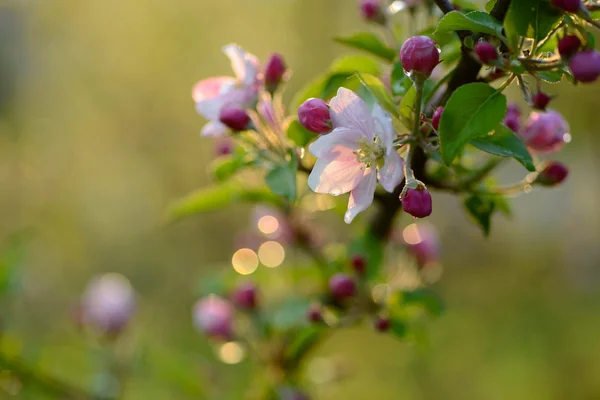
left=439, top=83, right=507, bottom=165
left=210, top=148, right=254, bottom=182
left=401, top=289, right=445, bottom=317
left=266, top=158, right=297, bottom=202
left=504, top=0, right=562, bottom=51
left=390, top=61, right=411, bottom=97
left=484, top=0, right=496, bottom=13
left=272, top=298, right=311, bottom=330
left=434, top=11, right=506, bottom=42
left=334, top=32, right=396, bottom=62
left=470, top=124, right=535, bottom=171
left=464, top=194, right=496, bottom=236
left=390, top=318, right=408, bottom=339
left=349, top=232, right=384, bottom=279
left=356, top=73, right=399, bottom=117
left=329, top=54, right=381, bottom=75
left=287, top=119, right=315, bottom=147
left=537, top=69, right=563, bottom=83
left=0, top=231, right=30, bottom=296
left=284, top=326, right=323, bottom=365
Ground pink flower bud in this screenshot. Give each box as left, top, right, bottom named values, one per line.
left=569, top=50, right=600, bottom=83
left=521, top=110, right=569, bottom=152
left=351, top=254, right=367, bottom=275
left=81, top=273, right=135, bottom=335
left=264, top=53, right=286, bottom=90
left=432, top=107, right=443, bottom=130
left=374, top=317, right=390, bottom=332
left=558, top=35, right=581, bottom=59
left=193, top=295, right=234, bottom=339
left=219, top=106, right=250, bottom=131
left=231, top=283, right=258, bottom=310
left=214, top=138, right=234, bottom=157
left=504, top=102, right=521, bottom=133
left=329, top=273, right=356, bottom=299
left=551, top=0, right=582, bottom=12
left=400, top=36, right=440, bottom=77
left=535, top=161, right=569, bottom=186
left=532, top=91, right=552, bottom=110
left=359, top=0, right=385, bottom=23
left=474, top=42, right=498, bottom=65
left=307, top=303, right=323, bottom=323
left=402, top=187, right=432, bottom=218
left=298, top=98, right=332, bottom=134
left=403, top=223, right=441, bottom=267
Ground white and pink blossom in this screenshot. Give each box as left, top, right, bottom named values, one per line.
left=307, top=88, right=404, bottom=223
left=193, top=44, right=260, bottom=137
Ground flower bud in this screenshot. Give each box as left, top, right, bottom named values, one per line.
left=298, top=98, right=332, bottom=134
left=351, top=254, right=367, bottom=275
left=474, top=41, right=498, bottom=65
left=432, top=107, right=443, bottom=130
left=307, top=303, right=323, bottom=323
left=521, top=110, right=569, bottom=153
left=193, top=295, right=234, bottom=339
left=374, top=317, right=390, bottom=332
left=402, top=187, right=432, bottom=218
left=400, top=36, right=440, bottom=78
left=231, top=282, right=258, bottom=311
left=403, top=223, right=441, bottom=267
left=359, top=0, right=386, bottom=24
left=558, top=35, right=581, bottom=59
left=219, top=106, right=250, bottom=131
left=535, top=161, right=569, bottom=186
left=551, top=0, right=582, bottom=13
left=329, top=273, right=356, bottom=299
left=214, top=138, right=234, bottom=157
left=569, top=50, right=600, bottom=83
left=504, top=102, right=521, bottom=133
left=264, top=53, right=286, bottom=91
left=531, top=91, right=552, bottom=110
left=81, top=273, right=135, bottom=336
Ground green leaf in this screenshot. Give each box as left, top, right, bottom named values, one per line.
left=402, top=289, right=445, bottom=317
left=484, top=0, right=497, bottom=13
left=390, top=61, right=412, bottom=97
left=504, top=0, right=562, bottom=51
left=470, top=124, right=535, bottom=171
left=210, top=149, right=253, bottom=182
left=390, top=318, right=408, bottom=339
left=330, top=54, right=381, bottom=75
left=464, top=194, right=496, bottom=236
left=287, top=119, right=315, bottom=147
left=439, top=83, right=507, bottom=165
left=167, top=184, right=281, bottom=221
left=537, top=69, right=563, bottom=83
left=272, top=298, right=311, bottom=330
left=399, top=86, right=416, bottom=129
left=434, top=11, right=506, bottom=42
left=266, top=159, right=298, bottom=202
left=334, top=32, right=396, bottom=62
left=355, top=73, right=399, bottom=117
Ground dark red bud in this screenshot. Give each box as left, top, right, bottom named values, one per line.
left=551, top=0, right=582, bottom=13
left=569, top=50, right=600, bottom=83
left=351, top=254, right=367, bottom=275
left=432, top=107, right=443, bottom=130
left=400, top=36, right=440, bottom=77
left=374, top=317, right=390, bottom=332
left=402, top=187, right=433, bottom=218
left=360, top=0, right=385, bottom=23
left=329, top=273, right=356, bottom=299
left=219, top=106, right=250, bottom=131
left=298, top=98, right=331, bottom=134
left=532, top=91, right=552, bottom=110
left=474, top=42, right=498, bottom=65
left=264, top=53, right=286, bottom=89
left=231, top=283, right=258, bottom=310
left=558, top=35, right=581, bottom=59
left=307, top=303, right=323, bottom=323
left=535, top=161, right=569, bottom=186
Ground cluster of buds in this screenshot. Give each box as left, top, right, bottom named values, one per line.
left=556, top=34, right=600, bottom=83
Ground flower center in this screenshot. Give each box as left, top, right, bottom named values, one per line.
left=354, top=136, right=385, bottom=168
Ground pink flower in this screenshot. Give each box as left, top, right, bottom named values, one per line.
left=307, top=88, right=404, bottom=223
left=520, top=110, right=569, bottom=153
left=193, top=44, right=260, bottom=137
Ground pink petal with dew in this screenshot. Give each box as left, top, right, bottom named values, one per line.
left=378, top=150, right=404, bottom=193
left=192, top=76, right=236, bottom=103
left=308, top=147, right=365, bottom=195
left=223, top=44, right=260, bottom=87
left=345, top=167, right=377, bottom=224
left=308, top=127, right=363, bottom=158
left=201, top=121, right=229, bottom=137
left=329, top=88, right=374, bottom=137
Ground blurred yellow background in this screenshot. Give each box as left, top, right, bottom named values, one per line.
left=0, top=0, right=599, bottom=399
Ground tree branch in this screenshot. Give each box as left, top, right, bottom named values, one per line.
left=433, top=0, right=454, bottom=14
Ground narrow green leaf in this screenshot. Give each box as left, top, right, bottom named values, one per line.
left=399, top=86, right=416, bottom=129
left=356, top=73, right=399, bottom=117
left=504, top=0, right=562, bottom=51
left=464, top=194, right=496, bottom=236
left=484, top=0, right=497, bottom=13
left=266, top=159, right=297, bottom=202
left=439, top=83, right=507, bottom=165
left=470, top=124, right=535, bottom=171
left=434, top=11, right=506, bottom=42
left=334, top=32, right=396, bottom=62
left=287, top=119, right=315, bottom=147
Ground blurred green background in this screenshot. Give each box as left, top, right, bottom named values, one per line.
left=0, top=0, right=599, bottom=399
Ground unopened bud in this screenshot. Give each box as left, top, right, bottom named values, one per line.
left=432, top=107, right=443, bottom=130
left=307, top=303, right=323, bottom=323
left=359, top=0, right=386, bottom=24
left=400, top=36, right=440, bottom=78
left=558, top=35, right=581, bottom=59
left=531, top=91, right=552, bottom=110
left=569, top=50, right=600, bottom=83
left=521, top=110, right=569, bottom=153
left=504, top=102, right=521, bottom=133
left=264, top=53, right=286, bottom=92
left=551, top=0, right=582, bottom=13
left=402, top=187, right=433, bottom=218
left=535, top=161, right=569, bottom=186
left=219, top=106, right=250, bottom=131
left=298, top=98, right=332, bottom=134
left=474, top=41, right=498, bottom=65
left=329, top=273, right=356, bottom=299
left=231, top=283, right=258, bottom=311
left=193, top=295, right=234, bottom=339
left=374, top=317, right=390, bottom=332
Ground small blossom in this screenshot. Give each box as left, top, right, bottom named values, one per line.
left=298, top=98, right=332, bottom=134
left=219, top=106, right=250, bottom=131
left=404, top=223, right=441, bottom=267
left=81, top=273, right=135, bottom=335
left=193, top=295, right=234, bottom=339
left=558, top=35, right=581, bottom=59
left=374, top=317, right=390, bottom=332
left=402, top=187, right=432, bottom=218
left=520, top=110, right=569, bottom=153
left=535, top=161, right=569, bottom=186
left=504, top=102, right=521, bottom=133
left=264, top=53, right=286, bottom=92
left=193, top=44, right=259, bottom=137
left=329, top=273, right=356, bottom=299
left=551, top=0, right=582, bottom=13
left=474, top=42, right=498, bottom=65
left=307, top=88, right=404, bottom=223
left=400, top=36, right=440, bottom=77
left=432, top=107, right=443, bottom=130
left=569, top=50, right=600, bottom=83
left=231, top=283, right=258, bottom=310
left=531, top=91, right=552, bottom=110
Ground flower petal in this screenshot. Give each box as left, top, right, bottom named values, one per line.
left=308, top=148, right=365, bottom=195
left=329, top=88, right=374, bottom=138
left=344, top=167, right=377, bottom=224
left=372, top=103, right=395, bottom=148
left=308, top=127, right=363, bottom=158
left=201, top=121, right=228, bottom=137
left=192, top=76, right=236, bottom=103
left=378, top=149, right=404, bottom=192
left=195, top=87, right=257, bottom=120
left=223, top=44, right=260, bottom=87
